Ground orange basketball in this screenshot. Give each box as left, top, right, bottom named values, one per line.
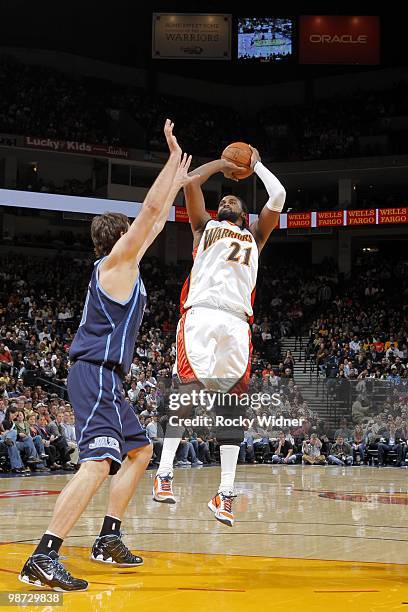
left=221, top=141, right=253, bottom=179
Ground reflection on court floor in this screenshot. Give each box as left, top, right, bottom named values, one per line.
left=1, top=465, right=407, bottom=610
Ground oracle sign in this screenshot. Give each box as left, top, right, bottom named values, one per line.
left=309, top=34, right=368, bottom=44
left=299, top=15, right=379, bottom=64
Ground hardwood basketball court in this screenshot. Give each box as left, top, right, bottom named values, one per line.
left=1, top=465, right=407, bottom=610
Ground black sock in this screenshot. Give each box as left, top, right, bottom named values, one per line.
left=99, top=515, right=121, bottom=537
left=34, top=532, right=63, bottom=556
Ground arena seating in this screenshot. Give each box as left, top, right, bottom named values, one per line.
left=1, top=248, right=406, bottom=473
left=1, top=54, right=407, bottom=162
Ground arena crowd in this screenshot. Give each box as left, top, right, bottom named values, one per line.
left=0, top=249, right=406, bottom=475
left=1, top=54, right=407, bottom=163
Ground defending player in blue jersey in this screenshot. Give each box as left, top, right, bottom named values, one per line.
left=19, top=120, right=196, bottom=591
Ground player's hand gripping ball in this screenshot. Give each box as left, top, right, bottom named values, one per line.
left=221, top=142, right=253, bottom=179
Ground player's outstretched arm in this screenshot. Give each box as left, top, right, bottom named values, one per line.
left=98, top=153, right=193, bottom=303
left=248, top=146, right=286, bottom=253
left=142, top=119, right=181, bottom=212
left=107, top=119, right=181, bottom=265
left=136, top=152, right=195, bottom=261
left=184, top=158, right=242, bottom=241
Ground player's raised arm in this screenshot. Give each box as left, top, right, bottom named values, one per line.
left=136, top=152, right=195, bottom=261
left=107, top=119, right=182, bottom=266
left=184, top=158, right=242, bottom=246
left=248, top=146, right=286, bottom=253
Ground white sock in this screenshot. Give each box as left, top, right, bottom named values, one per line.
left=156, top=426, right=184, bottom=477
left=218, top=445, right=240, bottom=494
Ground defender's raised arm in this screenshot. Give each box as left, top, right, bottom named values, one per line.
left=108, top=119, right=183, bottom=265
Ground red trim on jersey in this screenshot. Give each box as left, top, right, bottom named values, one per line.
left=248, top=287, right=256, bottom=325
left=229, top=328, right=253, bottom=396
left=179, top=274, right=190, bottom=315
left=176, top=313, right=198, bottom=384
left=179, top=247, right=198, bottom=315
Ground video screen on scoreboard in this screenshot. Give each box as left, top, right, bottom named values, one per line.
left=238, top=17, right=293, bottom=61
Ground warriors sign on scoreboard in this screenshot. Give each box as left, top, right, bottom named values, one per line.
left=152, top=13, right=231, bottom=60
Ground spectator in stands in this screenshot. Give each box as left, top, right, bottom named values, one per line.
left=2, top=406, right=44, bottom=469
left=351, top=425, right=366, bottom=464
left=248, top=419, right=272, bottom=462
left=145, top=414, right=164, bottom=465
left=352, top=394, right=370, bottom=422
left=292, top=419, right=312, bottom=442
left=328, top=435, right=353, bottom=466
left=0, top=342, right=13, bottom=370
left=175, top=432, right=203, bottom=467
left=0, top=398, right=6, bottom=424
left=238, top=428, right=256, bottom=464
left=350, top=335, right=361, bottom=354
left=15, top=410, right=48, bottom=466
left=60, top=411, right=78, bottom=464
left=46, top=412, right=75, bottom=470
left=0, top=420, right=29, bottom=474
left=127, top=381, right=139, bottom=405
left=31, top=414, right=61, bottom=470
left=139, top=404, right=156, bottom=419
left=193, top=431, right=213, bottom=464
left=377, top=423, right=405, bottom=467
left=283, top=351, right=295, bottom=373
left=271, top=430, right=296, bottom=464
left=388, top=366, right=401, bottom=386
left=333, top=418, right=353, bottom=443
left=302, top=433, right=326, bottom=465
left=319, top=434, right=331, bottom=458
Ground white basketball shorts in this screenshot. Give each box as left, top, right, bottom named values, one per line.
left=175, top=306, right=252, bottom=393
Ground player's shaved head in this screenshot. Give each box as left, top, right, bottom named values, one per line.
left=91, top=212, right=129, bottom=258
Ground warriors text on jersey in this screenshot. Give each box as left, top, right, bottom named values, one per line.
left=180, top=219, right=258, bottom=321
left=69, top=257, right=147, bottom=374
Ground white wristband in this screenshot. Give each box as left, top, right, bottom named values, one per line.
left=254, top=161, right=286, bottom=213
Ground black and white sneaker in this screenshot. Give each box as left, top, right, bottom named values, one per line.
left=91, top=534, right=143, bottom=567
left=19, top=551, right=88, bottom=591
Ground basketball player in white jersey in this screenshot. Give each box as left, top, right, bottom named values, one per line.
left=153, top=147, right=286, bottom=526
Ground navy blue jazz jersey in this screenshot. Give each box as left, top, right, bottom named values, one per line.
left=68, top=257, right=150, bottom=474
left=70, top=257, right=147, bottom=373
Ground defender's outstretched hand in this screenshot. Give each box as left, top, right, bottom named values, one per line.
left=164, top=119, right=181, bottom=157
left=173, top=153, right=200, bottom=190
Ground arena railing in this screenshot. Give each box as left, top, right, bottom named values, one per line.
left=36, top=377, right=69, bottom=400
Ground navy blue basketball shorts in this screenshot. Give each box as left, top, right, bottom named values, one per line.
left=67, top=360, right=150, bottom=475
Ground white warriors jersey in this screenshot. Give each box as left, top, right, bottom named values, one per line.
left=180, top=219, right=258, bottom=321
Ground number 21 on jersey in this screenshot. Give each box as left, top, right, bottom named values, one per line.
left=226, top=241, right=252, bottom=266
